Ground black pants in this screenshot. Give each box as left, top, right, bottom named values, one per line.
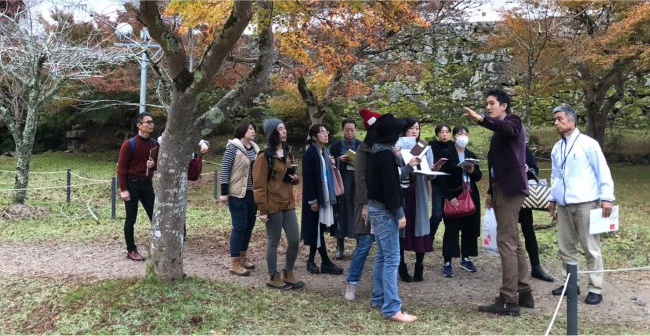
left=519, top=208, right=540, bottom=268
left=124, top=179, right=154, bottom=252
left=442, top=217, right=478, bottom=259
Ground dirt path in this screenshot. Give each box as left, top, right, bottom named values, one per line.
left=1, top=236, right=649, bottom=326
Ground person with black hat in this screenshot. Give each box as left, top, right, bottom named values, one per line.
left=252, top=118, right=305, bottom=290
left=367, top=113, right=419, bottom=323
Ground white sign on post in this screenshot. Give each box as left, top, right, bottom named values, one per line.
left=589, top=205, right=619, bottom=235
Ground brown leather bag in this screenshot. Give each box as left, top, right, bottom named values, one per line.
left=443, top=183, right=476, bottom=218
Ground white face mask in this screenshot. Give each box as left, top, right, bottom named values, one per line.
left=455, top=136, right=469, bottom=148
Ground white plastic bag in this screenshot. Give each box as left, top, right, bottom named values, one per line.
left=482, top=208, right=499, bottom=255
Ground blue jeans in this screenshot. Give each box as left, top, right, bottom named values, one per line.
left=346, top=234, right=375, bottom=285
left=369, top=205, right=402, bottom=318
left=228, top=190, right=257, bottom=257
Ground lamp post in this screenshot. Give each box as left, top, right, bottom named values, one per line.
left=114, top=24, right=160, bottom=114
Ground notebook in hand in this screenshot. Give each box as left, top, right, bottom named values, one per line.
left=457, top=158, right=479, bottom=169
left=410, top=140, right=428, bottom=158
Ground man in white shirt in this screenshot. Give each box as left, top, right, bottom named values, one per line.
left=548, top=104, right=615, bottom=305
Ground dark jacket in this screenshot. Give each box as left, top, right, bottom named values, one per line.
left=429, top=140, right=455, bottom=161
left=301, top=143, right=329, bottom=246
left=480, top=113, right=528, bottom=196
left=353, top=141, right=372, bottom=235
left=429, top=140, right=454, bottom=190
left=525, top=145, right=539, bottom=180
left=330, top=138, right=361, bottom=171
left=438, top=147, right=482, bottom=237
left=367, top=144, right=405, bottom=219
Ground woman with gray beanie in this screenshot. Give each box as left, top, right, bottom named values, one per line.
left=252, top=118, right=305, bottom=289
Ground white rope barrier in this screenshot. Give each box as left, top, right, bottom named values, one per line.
left=578, top=266, right=650, bottom=274
left=0, top=169, right=65, bottom=174
left=544, top=273, right=571, bottom=336
left=0, top=180, right=110, bottom=192
left=203, top=160, right=219, bottom=165
left=69, top=171, right=111, bottom=183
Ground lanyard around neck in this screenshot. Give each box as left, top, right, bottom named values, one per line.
left=561, top=134, right=580, bottom=170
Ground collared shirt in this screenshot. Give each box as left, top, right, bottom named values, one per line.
left=549, top=128, right=615, bottom=206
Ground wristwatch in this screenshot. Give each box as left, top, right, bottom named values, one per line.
left=478, top=113, right=486, bottom=123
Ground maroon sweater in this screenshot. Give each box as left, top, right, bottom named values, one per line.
left=117, top=135, right=157, bottom=191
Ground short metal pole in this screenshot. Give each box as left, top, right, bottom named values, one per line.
left=111, top=176, right=117, bottom=219
left=213, top=169, right=218, bottom=201
left=66, top=169, right=71, bottom=203
left=567, top=262, right=578, bottom=335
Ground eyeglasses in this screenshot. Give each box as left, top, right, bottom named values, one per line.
left=141, top=121, right=154, bottom=125
left=319, top=130, right=329, bottom=135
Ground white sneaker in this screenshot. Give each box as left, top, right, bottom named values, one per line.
left=344, top=283, right=357, bottom=301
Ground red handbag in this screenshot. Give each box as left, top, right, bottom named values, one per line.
left=443, top=183, right=476, bottom=218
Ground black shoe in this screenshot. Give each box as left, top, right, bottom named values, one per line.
left=478, top=295, right=520, bottom=316
left=334, top=248, right=344, bottom=260
left=413, top=263, right=424, bottom=282
left=585, top=292, right=602, bottom=305
left=399, top=262, right=413, bottom=283
left=321, top=262, right=344, bottom=275
left=306, top=261, right=320, bottom=274
left=552, top=285, right=580, bottom=296
left=531, top=265, right=554, bottom=282
left=519, top=291, right=535, bottom=308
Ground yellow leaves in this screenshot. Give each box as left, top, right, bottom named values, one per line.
left=165, top=0, right=233, bottom=32
left=575, top=2, right=650, bottom=68
left=268, top=71, right=332, bottom=118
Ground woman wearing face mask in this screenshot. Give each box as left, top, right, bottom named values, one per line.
left=438, top=125, right=482, bottom=278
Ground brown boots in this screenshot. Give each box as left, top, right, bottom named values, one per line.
left=239, top=251, right=255, bottom=270
left=266, top=270, right=306, bottom=290
left=283, top=269, right=305, bottom=289
left=267, top=272, right=291, bottom=289
left=230, top=257, right=250, bottom=276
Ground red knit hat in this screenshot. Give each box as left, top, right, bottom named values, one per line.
left=359, top=108, right=382, bottom=130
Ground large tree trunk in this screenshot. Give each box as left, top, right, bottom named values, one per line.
left=149, top=93, right=198, bottom=280
left=581, top=70, right=625, bottom=150
left=585, top=106, right=607, bottom=147
left=297, top=76, right=326, bottom=125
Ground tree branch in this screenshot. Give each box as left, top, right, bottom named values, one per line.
left=192, top=1, right=253, bottom=93
left=197, top=0, right=274, bottom=136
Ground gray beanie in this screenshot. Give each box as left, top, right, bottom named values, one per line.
left=262, top=118, right=282, bottom=138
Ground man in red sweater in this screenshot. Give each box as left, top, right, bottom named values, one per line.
left=116, top=113, right=157, bottom=261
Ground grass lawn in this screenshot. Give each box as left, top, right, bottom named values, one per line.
left=1, top=135, right=649, bottom=334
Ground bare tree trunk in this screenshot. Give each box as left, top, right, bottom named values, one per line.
left=297, top=76, right=326, bottom=125
left=149, top=93, right=197, bottom=280
left=12, top=104, right=39, bottom=204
